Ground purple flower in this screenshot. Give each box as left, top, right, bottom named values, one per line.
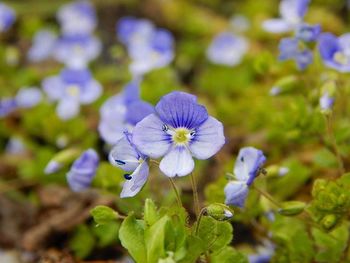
left=0, top=98, right=17, bottom=117
left=318, top=33, right=350, bottom=72
left=109, top=133, right=150, bottom=197
left=0, top=3, right=15, bottom=32
left=279, top=37, right=313, bottom=70
left=225, top=147, right=266, bottom=208
left=42, top=68, right=102, bottom=120
left=27, top=29, right=57, bottom=62
left=67, top=149, right=99, bottom=192
left=207, top=32, right=248, bottom=66
left=57, top=0, right=96, bottom=36
left=262, top=0, right=309, bottom=33
left=98, top=79, right=154, bottom=144
left=128, top=29, right=174, bottom=77
left=53, top=34, right=101, bottom=69
left=6, top=137, right=26, bottom=155
left=319, top=91, right=334, bottom=111
left=132, top=91, right=225, bottom=177
left=15, top=87, right=42, bottom=108
left=295, top=23, right=321, bottom=42
left=116, top=16, right=154, bottom=46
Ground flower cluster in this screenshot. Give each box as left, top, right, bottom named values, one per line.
left=117, top=17, right=174, bottom=77
left=0, top=3, right=15, bottom=33
left=109, top=91, right=225, bottom=197
left=224, top=147, right=266, bottom=208
left=39, top=1, right=102, bottom=120
left=0, top=87, right=42, bottom=118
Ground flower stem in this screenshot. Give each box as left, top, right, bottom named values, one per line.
left=190, top=172, right=200, bottom=217
left=195, top=208, right=207, bottom=235
left=252, top=185, right=281, bottom=208
left=168, top=177, right=183, bottom=208
left=325, top=115, right=345, bottom=176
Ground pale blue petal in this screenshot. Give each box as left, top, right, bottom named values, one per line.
left=120, top=161, right=150, bottom=198
left=159, top=146, right=194, bottom=177
left=262, top=19, right=292, bottom=33
left=109, top=136, right=140, bottom=172
left=189, top=116, right=225, bottom=159
left=42, top=76, right=65, bottom=101
left=56, top=98, right=80, bottom=120
left=79, top=80, right=102, bottom=104
left=15, top=87, right=42, bottom=108
left=224, top=181, right=249, bottom=208
left=132, top=113, right=172, bottom=158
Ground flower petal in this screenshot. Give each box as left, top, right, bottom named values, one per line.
left=80, top=80, right=102, bottom=104
left=42, top=76, right=65, bottom=101
left=120, top=161, right=150, bottom=198
left=109, top=136, right=140, bottom=172
left=126, top=100, right=154, bottom=126
left=159, top=146, right=194, bottom=177
left=190, top=116, right=225, bottom=159
left=224, top=181, right=249, bottom=208
left=262, top=19, right=292, bottom=33
left=56, top=98, right=80, bottom=120
left=155, top=91, right=208, bottom=129
left=234, top=147, right=266, bottom=184
left=132, top=113, right=171, bottom=158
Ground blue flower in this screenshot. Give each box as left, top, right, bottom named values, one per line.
left=57, top=0, right=96, bottom=36
left=0, top=98, right=17, bottom=117
left=224, top=147, right=266, bottom=208
left=53, top=34, right=101, bottom=69
left=128, top=28, right=174, bottom=77
left=319, top=91, right=334, bottom=111
left=278, top=37, right=313, bottom=70
left=15, top=87, right=42, bottom=108
left=207, top=32, right=248, bottom=66
left=109, top=133, right=150, bottom=197
left=132, top=91, right=225, bottom=177
left=27, top=29, right=57, bottom=62
left=98, top=79, right=154, bottom=144
left=67, top=149, right=99, bottom=192
left=42, top=68, right=102, bottom=120
left=5, top=137, right=26, bottom=155
left=0, top=3, right=15, bottom=32
left=116, top=17, right=174, bottom=77
left=262, top=0, right=309, bottom=33
left=318, top=33, right=350, bottom=72
left=295, top=23, right=321, bottom=42
left=116, top=16, right=154, bottom=46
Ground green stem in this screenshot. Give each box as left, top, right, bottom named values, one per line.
left=252, top=185, right=281, bottom=208
left=195, top=208, right=207, bottom=235
left=325, top=115, right=345, bottom=176
left=168, top=177, right=183, bottom=208
left=190, top=172, right=200, bottom=217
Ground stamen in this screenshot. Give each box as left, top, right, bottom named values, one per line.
left=162, top=124, right=168, bottom=132
left=241, top=157, right=244, bottom=162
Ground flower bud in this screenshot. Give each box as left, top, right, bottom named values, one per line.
left=44, top=147, right=81, bottom=174
left=321, top=214, right=338, bottom=230
left=270, top=75, right=298, bottom=96
left=278, top=201, right=306, bottom=216
left=205, top=203, right=234, bottom=221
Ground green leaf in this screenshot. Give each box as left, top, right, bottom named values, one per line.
left=144, top=198, right=159, bottom=226
left=195, top=216, right=233, bottom=252
left=178, top=235, right=206, bottom=263
left=92, top=221, right=120, bottom=247
left=278, top=201, right=306, bottom=216
left=312, top=223, right=349, bottom=263
left=211, top=247, right=248, bottom=263
left=145, top=215, right=171, bottom=263
left=69, top=224, right=95, bottom=259
left=119, top=213, right=147, bottom=263
left=90, top=205, right=118, bottom=225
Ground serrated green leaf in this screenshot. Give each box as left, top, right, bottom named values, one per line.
left=119, top=214, right=146, bottom=263
left=211, top=246, right=248, bottom=263
left=195, top=216, right=233, bottom=252
left=92, top=221, right=120, bottom=247
left=178, top=235, right=206, bottom=263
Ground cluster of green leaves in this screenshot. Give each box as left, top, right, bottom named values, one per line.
left=91, top=200, right=247, bottom=263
